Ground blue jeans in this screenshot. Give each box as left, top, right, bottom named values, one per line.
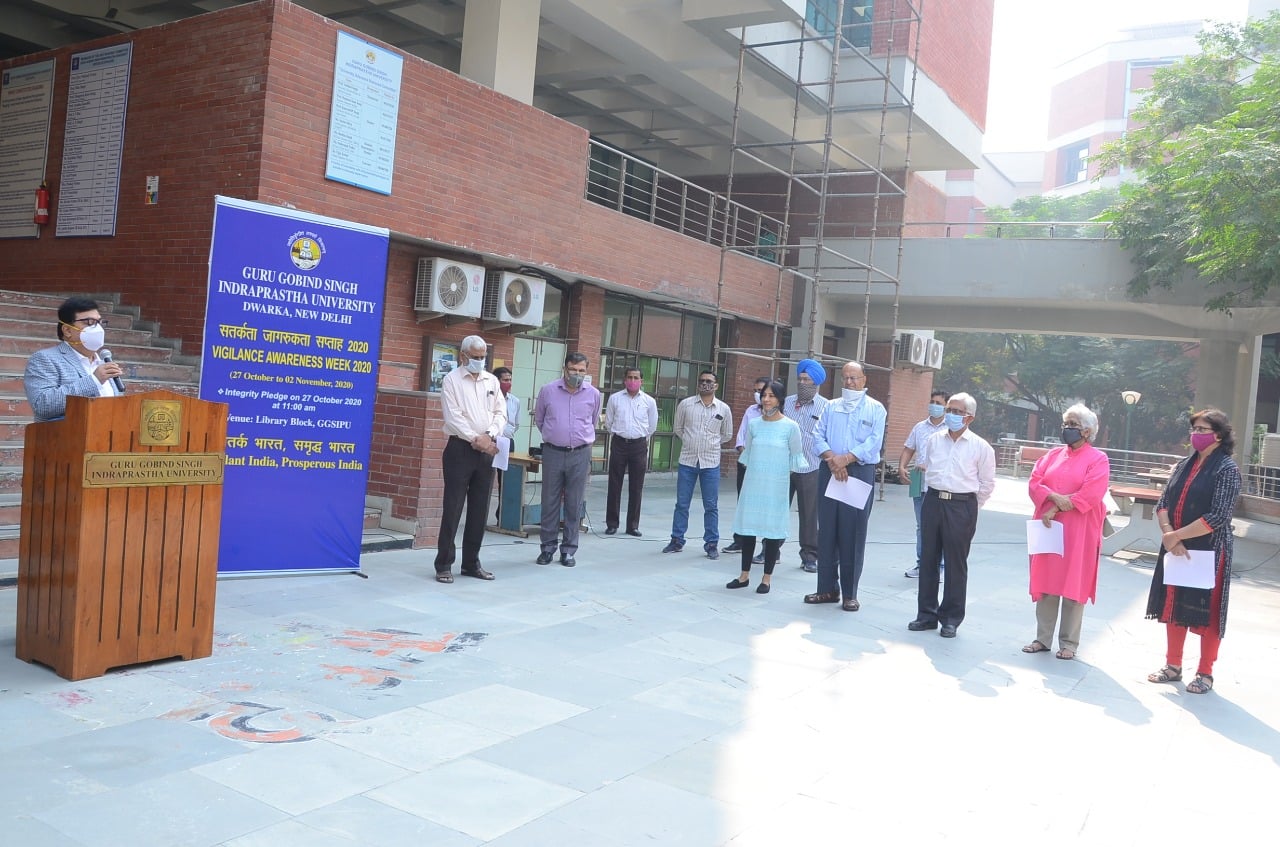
left=672, top=463, right=720, bottom=548
left=913, top=494, right=944, bottom=569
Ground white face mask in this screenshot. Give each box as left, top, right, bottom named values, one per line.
left=842, top=387, right=865, bottom=403
left=753, top=391, right=762, bottom=406
left=77, top=323, right=105, bottom=352
left=465, top=357, right=485, bottom=374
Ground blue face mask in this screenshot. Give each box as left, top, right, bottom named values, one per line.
left=928, top=403, right=945, bottom=419
left=944, top=412, right=966, bottom=432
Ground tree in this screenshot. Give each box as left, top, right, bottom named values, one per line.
left=936, top=331, right=1195, bottom=453
left=982, top=188, right=1120, bottom=239
left=1096, top=14, right=1280, bottom=311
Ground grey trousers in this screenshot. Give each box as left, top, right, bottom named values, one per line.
left=1036, top=594, right=1085, bottom=652
left=540, top=445, right=591, bottom=557
left=789, top=469, right=819, bottom=564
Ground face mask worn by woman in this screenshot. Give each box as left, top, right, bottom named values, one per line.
left=1060, top=427, right=1084, bottom=446
left=1190, top=431, right=1217, bottom=452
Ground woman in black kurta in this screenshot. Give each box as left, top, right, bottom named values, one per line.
left=1145, top=409, right=1241, bottom=695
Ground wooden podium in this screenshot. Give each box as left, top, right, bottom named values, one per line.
left=16, top=390, right=229, bottom=680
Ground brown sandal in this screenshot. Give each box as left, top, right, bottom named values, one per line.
left=842, top=598, right=860, bottom=612
left=803, top=591, right=840, bottom=604
left=435, top=572, right=454, bottom=584
left=1055, top=648, right=1076, bottom=660
left=1021, top=640, right=1050, bottom=654
left=1147, top=664, right=1182, bottom=684
left=1186, top=673, right=1214, bottom=694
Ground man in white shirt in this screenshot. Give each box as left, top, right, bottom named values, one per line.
left=663, top=371, right=734, bottom=559
left=435, top=335, right=507, bottom=584
left=491, top=366, right=521, bottom=525
left=907, top=392, right=996, bottom=638
left=604, top=366, right=658, bottom=536
left=898, top=389, right=948, bottom=578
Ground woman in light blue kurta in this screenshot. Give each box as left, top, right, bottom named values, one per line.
left=727, top=380, right=807, bottom=594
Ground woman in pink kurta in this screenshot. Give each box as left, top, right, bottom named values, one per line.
left=1023, top=404, right=1111, bottom=660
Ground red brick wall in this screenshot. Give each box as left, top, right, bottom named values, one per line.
left=914, top=0, right=995, bottom=130
left=370, top=388, right=446, bottom=546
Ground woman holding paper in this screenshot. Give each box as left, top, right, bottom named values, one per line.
left=1146, top=409, right=1241, bottom=694
left=1024, top=404, right=1111, bottom=660
left=725, top=380, right=805, bottom=595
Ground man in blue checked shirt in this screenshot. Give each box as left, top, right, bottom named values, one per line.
left=804, top=361, right=886, bottom=611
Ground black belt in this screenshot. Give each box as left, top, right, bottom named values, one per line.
left=928, top=489, right=976, bottom=501
left=611, top=435, right=648, bottom=443
left=544, top=442, right=589, bottom=452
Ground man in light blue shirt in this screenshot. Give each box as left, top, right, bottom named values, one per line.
left=804, top=361, right=886, bottom=611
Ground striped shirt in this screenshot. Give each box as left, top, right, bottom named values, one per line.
left=783, top=393, right=829, bottom=473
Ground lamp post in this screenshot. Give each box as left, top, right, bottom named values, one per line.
left=1121, top=390, right=1142, bottom=455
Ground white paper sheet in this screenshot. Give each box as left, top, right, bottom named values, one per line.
left=1163, top=549, right=1215, bottom=589
left=492, top=436, right=511, bottom=471
left=1026, top=519, right=1065, bottom=555
left=824, top=474, right=872, bottom=510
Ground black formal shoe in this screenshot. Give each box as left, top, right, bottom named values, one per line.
left=536, top=552, right=554, bottom=565
left=756, top=582, right=771, bottom=595
left=723, top=542, right=742, bottom=553
left=907, top=619, right=938, bottom=631
left=561, top=556, right=576, bottom=568
left=460, top=566, right=495, bottom=580
left=626, top=529, right=642, bottom=537
left=726, top=577, right=750, bottom=589
left=940, top=624, right=958, bottom=638
left=605, top=527, right=617, bottom=535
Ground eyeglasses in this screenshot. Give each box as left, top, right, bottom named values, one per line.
left=72, top=318, right=108, bottom=328
left=697, top=379, right=716, bottom=385
left=945, top=408, right=968, bottom=416
left=1189, top=425, right=1214, bottom=434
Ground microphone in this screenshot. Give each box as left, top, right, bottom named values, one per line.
left=99, top=348, right=126, bottom=394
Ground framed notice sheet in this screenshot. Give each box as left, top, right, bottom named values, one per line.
left=56, top=42, right=132, bottom=237
left=325, top=31, right=403, bottom=195
left=0, top=59, right=55, bottom=239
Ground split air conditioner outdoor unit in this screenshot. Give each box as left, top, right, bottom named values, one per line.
left=896, top=332, right=927, bottom=367
left=414, top=258, right=485, bottom=318
left=925, top=339, right=945, bottom=370
left=482, top=271, right=546, bottom=327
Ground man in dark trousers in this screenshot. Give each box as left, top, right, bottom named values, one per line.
left=604, top=366, right=658, bottom=536
left=434, top=335, right=507, bottom=583
left=908, top=392, right=996, bottom=638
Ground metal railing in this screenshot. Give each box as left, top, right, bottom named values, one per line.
left=900, top=220, right=1116, bottom=239
left=995, top=438, right=1182, bottom=484
left=585, top=139, right=786, bottom=262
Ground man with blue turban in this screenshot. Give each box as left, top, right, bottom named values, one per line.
left=782, top=358, right=830, bottom=573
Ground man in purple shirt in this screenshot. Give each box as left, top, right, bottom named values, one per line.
left=534, top=352, right=603, bottom=567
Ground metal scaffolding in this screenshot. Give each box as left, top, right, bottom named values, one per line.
left=714, top=0, right=924, bottom=378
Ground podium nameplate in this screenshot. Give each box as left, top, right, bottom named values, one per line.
left=82, top=452, right=225, bottom=488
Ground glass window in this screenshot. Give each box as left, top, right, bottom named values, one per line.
left=1062, top=141, right=1089, bottom=185
left=683, top=314, right=715, bottom=362
left=806, top=1, right=873, bottom=47
left=526, top=285, right=563, bottom=338
left=639, top=306, right=682, bottom=356
left=603, top=298, right=639, bottom=349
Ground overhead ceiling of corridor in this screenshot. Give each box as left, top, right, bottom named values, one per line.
left=1, top=0, right=970, bottom=178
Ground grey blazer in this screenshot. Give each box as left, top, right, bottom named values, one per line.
left=23, top=341, right=120, bottom=422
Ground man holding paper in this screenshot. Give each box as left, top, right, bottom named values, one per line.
left=907, top=392, right=995, bottom=637
left=804, top=361, right=885, bottom=611
left=1024, top=404, right=1110, bottom=660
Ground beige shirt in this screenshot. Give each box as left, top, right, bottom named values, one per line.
left=441, top=366, right=507, bottom=442
left=673, top=394, right=733, bottom=469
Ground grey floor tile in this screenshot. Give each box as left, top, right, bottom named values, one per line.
left=483, top=813, right=630, bottom=847
left=293, top=796, right=481, bottom=847
left=34, top=771, right=286, bottom=847
left=0, top=748, right=108, bottom=819
left=417, top=683, right=586, bottom=736
left=547, top=774, right=739, bottom=846
left=565, top=643, right=702, bottom=685
left=325, top=705, right=509, bottom=770
left=473, top=723, right=671, bottom=791
left=193, top=737, right=410, bottom=816
left=33, top=717, right=247, bottom=789
left=367, top=758, right=581, bottom=841
left=0, top=695, right=92, bottom=751
left=558, top=700, right=721, bottom=755
left=0, top=814, right=88, bottom=847
left=500, top=664, right=650, bottom=709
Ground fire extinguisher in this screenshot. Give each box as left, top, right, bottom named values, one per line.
left=34, top=181, right=50, bottom=226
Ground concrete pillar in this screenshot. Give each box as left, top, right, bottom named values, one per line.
left=459, top=0, right=542, bottom=105
left=1196, top=335, right=1260, bottom=461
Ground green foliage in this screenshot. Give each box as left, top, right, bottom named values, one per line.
left=936, top=331, right=1195, bottom=452
left=1096, top=13, right=1280, bottom=311
left=982, top=189, right=1120, bottom=238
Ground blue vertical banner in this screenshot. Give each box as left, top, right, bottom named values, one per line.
left=201, top=196, right=388, bottom=574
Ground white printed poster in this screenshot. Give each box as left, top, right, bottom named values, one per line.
left=0, top=59, right=55, bottom=239
left=325, top=31, right=403, bottom=195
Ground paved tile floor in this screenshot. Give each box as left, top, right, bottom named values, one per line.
left=2, top=472, right=1279, bottom=845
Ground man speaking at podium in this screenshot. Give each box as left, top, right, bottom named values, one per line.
left=24, top=296, right=124, bottom=422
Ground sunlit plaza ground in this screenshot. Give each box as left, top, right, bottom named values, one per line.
left=2, top=471, right=1278, bottom=845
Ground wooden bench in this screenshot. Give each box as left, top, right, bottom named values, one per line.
left=1101, top=485, right=1164, bottom=556
left=1013, top=446, right=1051, bottom=478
